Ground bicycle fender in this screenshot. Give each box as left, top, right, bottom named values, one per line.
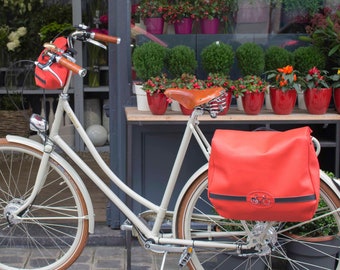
left=5, top=135, right=95, bottom=234
left=320, top=170, right=340, bottom=199
left=172, top=163, right=209, bottom=236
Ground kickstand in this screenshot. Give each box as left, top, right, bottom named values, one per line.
left=160, top=251, right=168, bottom=270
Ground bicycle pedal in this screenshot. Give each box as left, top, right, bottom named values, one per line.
left=178, top=247, right=193, bottom=267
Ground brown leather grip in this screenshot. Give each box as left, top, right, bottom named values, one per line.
left=58, top=57, right=87, bottom=77
left=93, top=32, right=121, bottom=44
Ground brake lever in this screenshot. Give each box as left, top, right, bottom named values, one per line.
left=87, top=38, right=107, bottom=50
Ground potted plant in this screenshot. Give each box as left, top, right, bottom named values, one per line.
left=231, top=75, right=268, bottom=115
left=200, top=41, right=235, bottom=75
left=293, top=46, right=327, bottom=74
left=284, top=171, right=340, bottom=270
left=142, top=74, right=169, bottom=115
left=164, top=45, right=197, bottom=78
left=302, top=5, right=340, bottom=69
left=132, top=41, right=167, bottom=111
left=331, top=68, right=340, bottom=113
left=136, top=0, right=168, bottom=34
left=236, top=42, right=265, bottom=77
left=195, top=0, right=237, bottom=34
left=264, top=46, right=294, bottom=110
left=169, top=73, right=206, bottom=114
left=302, top=66, right=333, bottom=114
left=265, top=65, right=302, bottom=114
left=205, top=72, right=232, bottom=115
left=163, top=1, right=197, bottom=34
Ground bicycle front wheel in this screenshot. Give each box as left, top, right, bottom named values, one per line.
left=0, top=138, right=89, bottom=270
left=175, top=170, right=340, bottom=270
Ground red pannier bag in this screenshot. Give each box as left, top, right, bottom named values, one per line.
left=34, top=37, right=69, bottom=89
left=208, top=127, right=320, bottom=222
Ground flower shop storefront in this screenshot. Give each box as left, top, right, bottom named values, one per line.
left=1, top=0, right=340, bottom=227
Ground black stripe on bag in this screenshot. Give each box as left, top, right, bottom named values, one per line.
left=209, top=193, right=316, bottom=203
left=209, top=193, right=246, bottom=201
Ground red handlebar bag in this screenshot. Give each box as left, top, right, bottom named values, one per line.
left=208, top=126, right=320, bottom=222
left=34, top=37, right=69, bottom=89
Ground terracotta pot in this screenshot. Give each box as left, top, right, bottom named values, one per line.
left=144, top=17, right=164, bottom=34
left=180, top=104, right=194, bottom=115
left=333, top=87, right=340, bottom=114
left=146, top=92, right=168, bottom=115
left=304, top=87, right=332, bottom=114
left=269, top=87, right=297, bottom=115
left=174, top=18, right=193, bottom=34
left=200, top=18, right=219, bottom=34
left=241, top=91, right=264, bottom=115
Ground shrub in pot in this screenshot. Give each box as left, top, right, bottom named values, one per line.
left=164, top=45, right=197, bottom=78
left=236, top=42, right=265, bottom=76
left=293, top=45, right=327, bottom=74
left=132, top=41, right=167, bottom=110
left=132, top=41, right=167, bottom=82
left=200, top=41, right=235, bottom=75
left=265, top=46, right=294, bottom=71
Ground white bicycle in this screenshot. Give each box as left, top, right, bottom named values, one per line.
left=0, top=25, right=339, bottom=270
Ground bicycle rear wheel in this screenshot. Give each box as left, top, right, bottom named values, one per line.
left=175, top=170, right=340, bottom=270
left=0, top=138, right=89, bottom=270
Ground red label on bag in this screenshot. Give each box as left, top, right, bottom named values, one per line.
left=247, top=192, right=274, bottom=208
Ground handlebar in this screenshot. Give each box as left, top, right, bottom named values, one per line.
left=90, top=32, right=121, bottom=44
left=57, top=55, right=87, bottom=77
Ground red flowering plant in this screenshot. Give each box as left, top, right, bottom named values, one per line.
left=163, top=1, right=198, bottom=24
left=205, top=73, right=230, bottom=89
left=170, top=73, right=206, bottom=89
left=266, top=65, right=302, bottom=92
left=195, top=0, right=235, bottom=22
left=136, top=0, right=168, bottom=19
left=231, top=75, right=268, bottom=97
left=303, top=66, right=332, bottom=90
left=142, top=74, right=169, bottom=95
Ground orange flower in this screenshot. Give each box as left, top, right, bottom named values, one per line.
left=277, top=65, right=294, bottom=74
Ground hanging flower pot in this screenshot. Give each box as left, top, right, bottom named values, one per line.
left=146, top=92, right=168, bottom=115
left=304, top=87, right=332, bottom=114
left=144, top=17, right=164, bottom=34
left=270, top=87, right=297, bottom=115
left=242, top=91, right=264, bottom=115
left=174, top=18, right=193, bottom=34
left=200, top=18, right=219, bottom=34
left=334, top=87, right=340, bottom=114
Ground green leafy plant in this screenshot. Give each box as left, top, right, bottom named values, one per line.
left=236, top=42, right=265, bottom=76
left=200, top=41, right=235, bottom=75
left=0, top=93, right=28, bottom=111
left=165, top=45, right=197, bottom=78
left=132, top=41, right=167, bottom=81
left=39, top=22, right=73, bottom=43
left=302, top=6, right=340, bottom=68
left=265, top=46, right=294, bottom=71
left=330, top=68, right=340, bottom=88
left=293, top=46, right=327, bottom=74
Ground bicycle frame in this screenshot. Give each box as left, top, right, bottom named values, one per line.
left=9, top=68, right=249, bottom=251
